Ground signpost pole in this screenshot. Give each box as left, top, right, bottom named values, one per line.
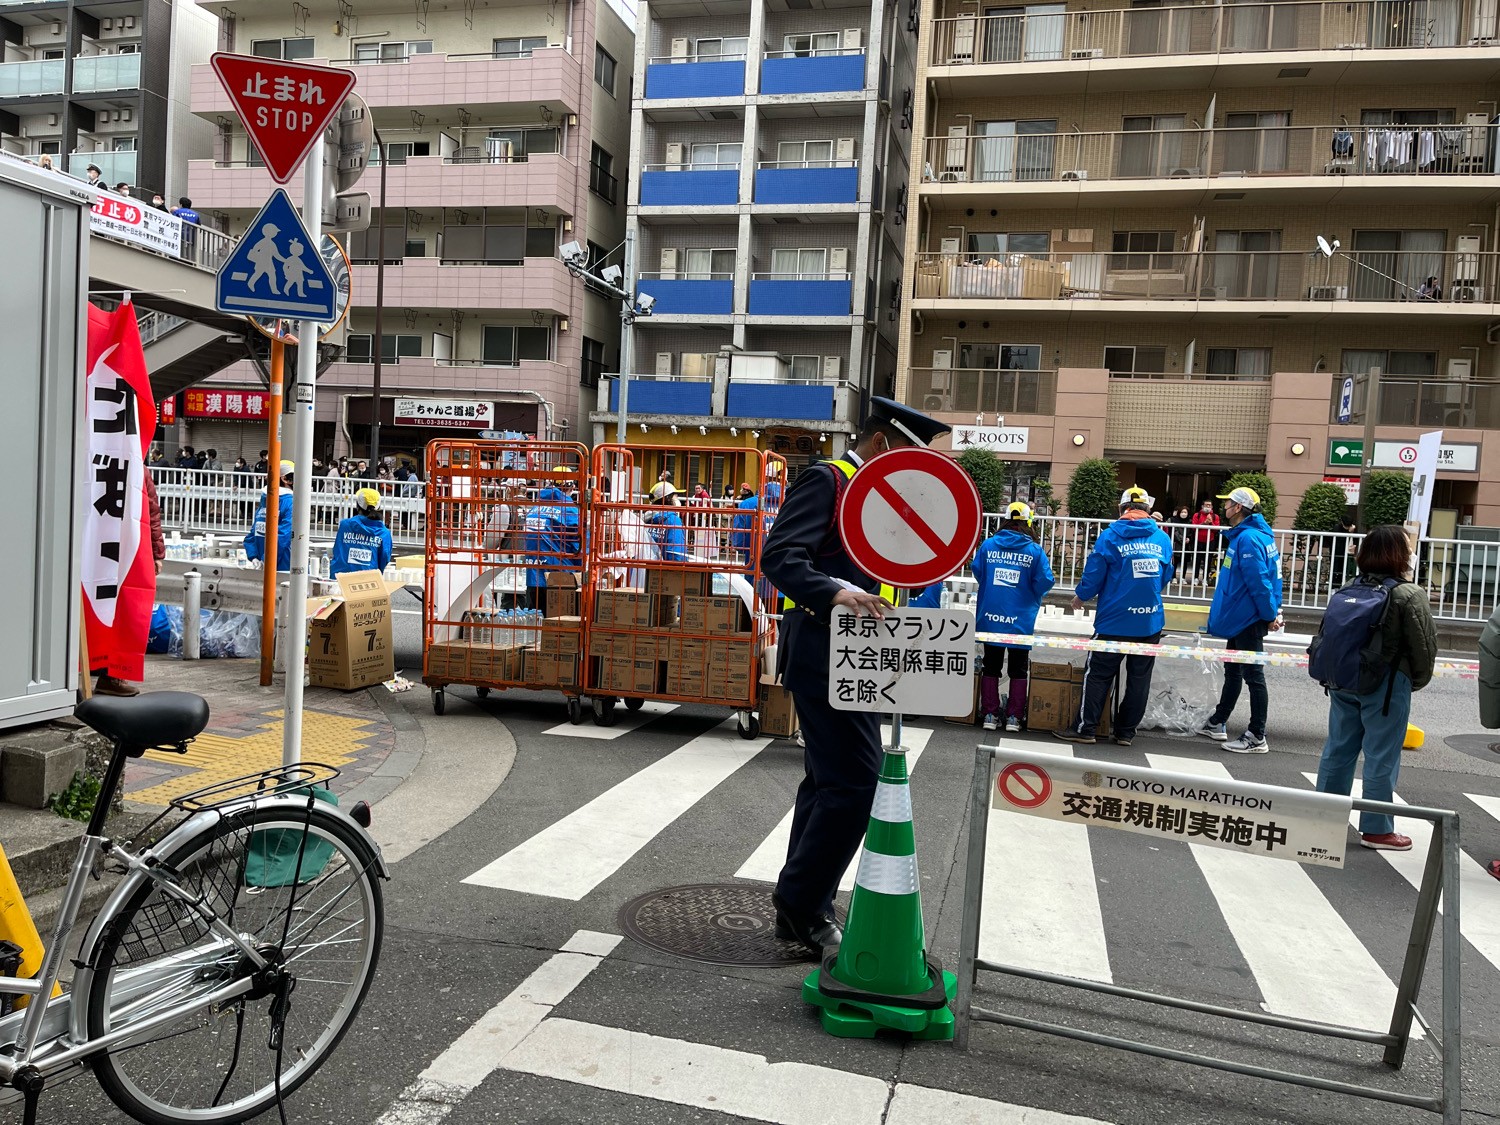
left=616, top=227, right=635, bottom=446
left=1356, top=366, right=1381, bottom=530
left=282, top=152, right=324, bottom=767
left=887, top=588, right=907, bottom=757
left=258, top=335, right=284, bottom=687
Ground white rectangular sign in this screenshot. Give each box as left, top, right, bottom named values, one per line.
left=951, top=425, right=1029, bottom=453
left=828, top=607, right=974, bottom=716
left=393, top=397, right=495, bottom=428
left=1323, top=475, right=1360, bottom=504
left=1373, top=439, right=1478, bottom=473
left=988, top=748, right=1353, bottom=868
left=90, top=188, right=182, bottom=258
left=1404, top=430, right=1443, bottom=535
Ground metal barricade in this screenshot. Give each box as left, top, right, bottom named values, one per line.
left=583, top=445, right=785, bottom=733
left=956, top=744, right=1463, bottom=1123
left=422, top=439, right=589, bottom=720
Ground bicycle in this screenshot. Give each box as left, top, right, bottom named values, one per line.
left=0, top=690, right=388, bottom=1124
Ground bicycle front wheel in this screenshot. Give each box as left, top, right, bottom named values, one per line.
left=86, top=801, right=384, bottom=1125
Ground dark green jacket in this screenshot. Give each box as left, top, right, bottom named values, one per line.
left=1371, top=576, right=1437, bottom=691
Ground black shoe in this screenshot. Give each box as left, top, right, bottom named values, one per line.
left=1051, top=728, right=1095, bottom=745
left=772, top=893, right=842, bottom=957
left=1112, top=735, right=1134, bottom=746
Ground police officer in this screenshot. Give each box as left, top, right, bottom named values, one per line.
left=760, top=397, right=951, bottom=955
left=244, top=460, right=295, bottom=572
left=330, top=487, right=395, bottom=578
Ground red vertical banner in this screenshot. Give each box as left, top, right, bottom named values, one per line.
left=83, top=302, right=158, bottom=682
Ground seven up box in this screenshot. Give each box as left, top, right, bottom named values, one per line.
left=306, top=571, right=405, bottom=690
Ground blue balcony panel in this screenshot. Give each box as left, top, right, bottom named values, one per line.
left=726, top=382, right=835, bottom=421
left=753, top=166, right=858, bottom=205
left=748, top=279, right=852, bottom=317
left=641, top=168, right=739, bottom=206
left=644, top=60, right=746, bottom=99
left=636, top=278, right=734, bottom=316
left=609, top=379, right=714, bottom=415
left=759, top=53, right=865, bottom=95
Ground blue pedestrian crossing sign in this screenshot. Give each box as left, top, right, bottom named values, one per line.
left=216, top=189, right=337, bottom=321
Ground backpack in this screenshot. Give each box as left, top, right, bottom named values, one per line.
left=1307, top=576, right=1401, bottom=707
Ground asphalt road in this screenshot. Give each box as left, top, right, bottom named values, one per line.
left=45, top=595, right=1500, bottom=1123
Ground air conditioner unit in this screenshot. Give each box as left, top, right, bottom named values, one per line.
left=923, top=393, right=949, bottom=411
left=1170, top=167, right=1202, bottom=178
left=1448, top=357, right=1474, bottom=379
left=822, top=355, right=842, bottom=380
left=843, top=28, right=862, bottom=50
left=1060, top=169, right=1088, bottom=181
left=655, top=351, right=673, bottom=377
left=941, top=124, right=968, bottom=182
left=671, top=37, right=689, bottom=59
left=939, top=237, right=960, bottom=255
left=660, top=248, right=678, bottom=278
left=1070, top=47, right=1103, bottom=59
left=665, top=142, right=684, bottom=167
left=1454, top=284, right=1486, bottom=302
left=949, top=15, right=976, bottom=62
left=835, top=137, right=856, bottom=163
left=829, top=246, right=849, bottom=275
left=1308, top=285, right=1347, bottom=300
left=1200, top=286, right=1228, bottom=300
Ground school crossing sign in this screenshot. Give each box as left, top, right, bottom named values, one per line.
left=215, top=190, right=338, bottom=321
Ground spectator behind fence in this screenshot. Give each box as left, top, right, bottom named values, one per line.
left=114, top=182, right=131, bottom=196
left=1190, top=499, right=1220, bottom=581
left=85, top=164, right=102, bottom=186
left=175, top=446, right=198, bottom=470
left=1418, top=276, right=1442, bottom=301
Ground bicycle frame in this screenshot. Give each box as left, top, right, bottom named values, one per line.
left=0, top=792, right=388, bottom=1098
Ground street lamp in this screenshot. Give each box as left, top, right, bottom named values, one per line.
left=560, top=234, right=654, bottom=444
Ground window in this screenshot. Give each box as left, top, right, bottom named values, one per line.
left=789, top=355, right=824, bottom=381
left=111, top=136, right=137, bottom=152
left=354, top=40, right=432, bottom=63
left=373, top=141, right=432, bottom=165
left=493, top=37, right=547, bottom=59
left=777, top=139, right=836, bottom=168
left=680, top=353, right=718, bottom=378
left=1222, top=111, right=1289, bottom=173
left=482, top=325, right=552, bottom=365
left=594, top=46, right=616, bottom=94
left=1350, top=229, right=1446, bottom=300
left=783, top=31, right=842, bottom=56
left=38, top=140, right=60, bottom=155
left=251, top=37, right=314, bottom=60
left=348, top=223, right=407, bottom=263
left=42, top=48, right=65, bottom=60
left=1103, top=345, right=1167, bottom=376
left=1205, top=347, right=1271, bottom=377
left=116, top=43, right=140, bottom=54
left=405, top=239, right=426, bottom=258
left=771, top=247, right=828, bottom=278
left=590, top=144, right=617, bottom=203
left=968, top=231, right=1050, bottom=259
left=972, top=119, right=1057, bottom=182
left=484, top=128, right=559, bottom=163
left=689, top=142, right=741, bottom=168
left=1119, top=114, right=1192, bottom=178
left=525, top=226, right=557, bottom=258
left=694, top=37, right=748, bottom=60
left=1341, top=349, right=1436, bottom=376
left=345, top=334, right=422, bottom=363
left=1361, top=109, right=1457, bottom=126
left=957, top=343, right=1042, bottom=369
left=586, top=240, right=610, bottom=269
left=581, top=337, right=607, bottom=388
left=1110, top=231, right=1174, bottom=271
left=683, top=248, right=735, bottom=278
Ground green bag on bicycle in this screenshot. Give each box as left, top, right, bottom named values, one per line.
left=245, top=786, right=338, bottom=888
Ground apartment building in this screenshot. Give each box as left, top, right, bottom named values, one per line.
left=0, top=0, right=216, bottom=195
left=595, top=0, right=916, bottom=483
left=898, top=1, right=1500, bottom=525
left=179, top=0, right=632, bottom=459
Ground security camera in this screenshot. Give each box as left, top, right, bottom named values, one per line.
left=635, top=292, right=656, bottom=314
left=601, top=264, right=623, bottom=286
left=559, top=240, right=586, bottom=266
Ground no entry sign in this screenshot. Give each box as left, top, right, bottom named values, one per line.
left=211, top=53, right=355, bottom=183
left=837, top=448, right=982, bottom=589
left=996, top=762, right=1052, bottom=809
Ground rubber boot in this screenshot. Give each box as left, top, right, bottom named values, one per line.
left=980, top=676, right=1002, bottom=718
left=1007, top=677, right=1029, bottom=721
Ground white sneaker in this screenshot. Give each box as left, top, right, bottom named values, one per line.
left=982, top=714, right=1000, bottom=731
left=1196, top=722, right=1228, bottom=742
left=1224, top=732, right=1269, bottom=754
left=1005, top=717, right=1022, bottom=733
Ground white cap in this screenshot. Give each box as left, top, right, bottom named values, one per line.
left=1119, top=485, right=1154, bottom=509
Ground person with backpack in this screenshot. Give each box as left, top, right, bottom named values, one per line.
left=1054, top=486, right=1174, bottom=747
left=973, top=502, right=1055, bottom=732
left=1196, top=487, right=1283, bottom=753
left=1311, top=525, right=1437, bottom=852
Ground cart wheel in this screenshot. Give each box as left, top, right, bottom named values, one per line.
left=593, top=697, right=619, bottom=726
left=737, top=713, right=760, bottom=740
left=566, top=697, right=585, bottom=725
left=624, top=696, right=644, bottom=712
left=476, top=686, right=491, bottom=700
left=432, top=688, right=446, bottom=716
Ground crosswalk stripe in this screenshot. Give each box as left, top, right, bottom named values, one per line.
left=1467, top=791, right=1500, bottom=826
left=981, top=742, right=1112, bottom=983
left=464, top=720, right=769, bottom=899
left=885, top=1083, right=1117, bottom=1125
left=1300, top=776, right=1500, bottom=979
left=733, top=725, right=933, bottom=890
left=1150, top=754, right=1399, bottom=1034
left=541, top=701, right=678, bottom=739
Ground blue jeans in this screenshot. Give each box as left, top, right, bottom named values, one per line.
left=1315, top=671, right=1412, bottom=836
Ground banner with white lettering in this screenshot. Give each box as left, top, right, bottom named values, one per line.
left=988, top=749, right=1352, bottom=868
left=83, top=302, right=157, bottom=681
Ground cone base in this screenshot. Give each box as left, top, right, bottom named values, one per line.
left=802, top=968, right=957, bottom=1040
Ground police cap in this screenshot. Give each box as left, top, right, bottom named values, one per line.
left=867, top=397, right=952, bottom=448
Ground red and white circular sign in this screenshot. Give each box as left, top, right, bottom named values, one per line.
left=996, top=762, right=1052, bottom=809
left=1398, top=445, right=1418, bottom=465
left=837, top=447, right=982, bottom=588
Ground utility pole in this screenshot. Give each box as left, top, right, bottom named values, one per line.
left=557, top=234, right=653, bottom=445
left=369, top=128, right=388, bottom=469
left=616, top=228, right=635, bottom=445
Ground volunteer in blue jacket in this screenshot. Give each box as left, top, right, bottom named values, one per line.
left=645, top=488, right=691, bottom=562
left=1196, top=486, right=1283, bottom=753
left=524, top=485, right=580, bottom=610
left=330, top=487, right=395, bottom=578
left=729, top=485, right=759, bottom=563
left=973, top=502, right=1055, bottom=732
left=244, top=460, right=294, bottom=572
left=1055, top=486, right=1174, bottom=747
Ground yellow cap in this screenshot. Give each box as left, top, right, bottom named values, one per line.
left=279, top=460, right=295, bottom=477
left=1216, top=486, right=1262, bottom=509
left=1005, top=501, right=1034, bottom=525
left=354, top=487, right=381, bottom=510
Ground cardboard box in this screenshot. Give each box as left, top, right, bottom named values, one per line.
left=1027, top=662, right=1110, bottom=734
left=944, top=675, right=982, bottom=726
left=541, top=618, right=583, bottom=655
left=425, top=640, right=471, bottom=682
left=595, top=587, right=650, bottom=628
left=308, top=571, right=404, bottom=690
left=758, top=676, right=798, bottom=738
left=546, top=586, right=580, bottom=619
left=650, top=594, right=680, bottom=628
left=705, top=595, right=753, bottom=635
left=646, top=569, right=710, bottom=597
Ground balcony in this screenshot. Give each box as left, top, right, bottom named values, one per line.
left=643, top=57, right=747, bottom=100
left=0, top=59, right=64, bottom=98
left=726, top=379, right=841, bottom=421
left=911, top=249, right=1500, bottom=320
left=635, top=273, right=735, bottom=316
left=68, top=149, right=136, bottom=185
left=1330, top=375, right=1500, bottom=428
left=928, top=1, right=1500, bottom=92
left=923, top=125, right=1500, bottom=206
left=759, top=49, right=866, bottom=95
left=318, top=355, right=578, bottom=405
left=748, top=274, right=853, bottom=316
left=753, top=161, right=859, bottom=205
left=1107, top=376, right=1272, bottom=457
left=72, top=52, right=141, bottom=93
left=348, top=256, right=575, bottom=312
left=608, top=377, right=714, bottom=414
left=640, top=164, right=739, bottom=206
left=906, top=367, right=1059, bottom=416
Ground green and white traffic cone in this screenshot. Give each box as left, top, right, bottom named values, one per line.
left=802, top=747, right=956, bottom=1040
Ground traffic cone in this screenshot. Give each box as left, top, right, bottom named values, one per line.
left=801, top=747, right=956, bottom=1040
left=1403, top=723, right=1425, bottom=750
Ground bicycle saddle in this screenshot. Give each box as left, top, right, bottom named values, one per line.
left=76, top=691, right=210, bottom=751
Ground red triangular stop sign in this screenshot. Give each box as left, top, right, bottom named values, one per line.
left=211, top=52, right=356, bottom=184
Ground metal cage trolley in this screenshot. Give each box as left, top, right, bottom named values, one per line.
left=422, top=439, right=591, bottom=722
left=583, top=444, right=786, bottom=733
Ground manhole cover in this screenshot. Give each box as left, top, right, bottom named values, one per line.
left=617, top=883, right=842, bottom=966
left=1443, top=734, right=1500, bottom=762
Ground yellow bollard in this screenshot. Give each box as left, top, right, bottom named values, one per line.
left=1403, top=723, right=1426, bottom=751
left=0, top=844, right=56, bottom=1007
